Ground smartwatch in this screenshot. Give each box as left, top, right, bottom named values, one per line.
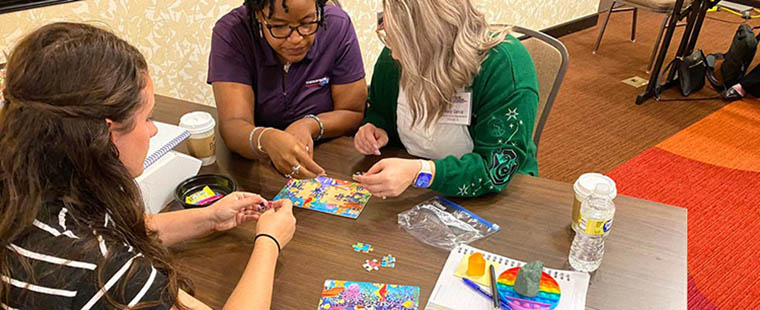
left=413, top=160, right=434, bottom=188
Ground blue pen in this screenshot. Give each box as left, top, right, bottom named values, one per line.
left=462, top=278, right=511, bottom=310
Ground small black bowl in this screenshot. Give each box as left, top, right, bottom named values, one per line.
left=175, top=174, right=237, bottom=209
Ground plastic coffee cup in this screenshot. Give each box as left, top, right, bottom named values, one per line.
left=572, top=173, right=617, bottom=232
left=179, top=111, right=216, bottom=166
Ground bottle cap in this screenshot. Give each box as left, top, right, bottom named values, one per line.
left=574, top=173, right=617, bottom=200
left=592, top=183, right=612, bottom=197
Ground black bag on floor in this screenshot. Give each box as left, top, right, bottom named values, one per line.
left=662, top=49, right=707, bottom=97
left=677, top=50, right=707, bottom=96
left=706, top=24, right=757, bottom=90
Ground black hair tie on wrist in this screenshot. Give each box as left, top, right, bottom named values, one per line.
left=254, top=233, right=281, bottom=253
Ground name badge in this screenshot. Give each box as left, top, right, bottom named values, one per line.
left=439, top=91, right=472, bottom=125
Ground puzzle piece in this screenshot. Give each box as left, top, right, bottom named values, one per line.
left=381, top=254, right=396, bottom=268
left=256, top=201, right=274, bottom=212
left=352, top=242, right=373, bottom=253
left=363, top=259, right=380, bottom=271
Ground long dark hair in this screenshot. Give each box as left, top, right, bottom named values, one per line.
left=0, top=22, right=190, bottom=308
left=244, top=0, right=329, bottom=37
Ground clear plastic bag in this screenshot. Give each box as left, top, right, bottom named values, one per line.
left=397, top=196, right=500, bottom=250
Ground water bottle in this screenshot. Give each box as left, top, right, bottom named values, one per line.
left=569, top=183, right=615, bottom=272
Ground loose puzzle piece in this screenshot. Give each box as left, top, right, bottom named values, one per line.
left=363, top=259, right=380, bottom=271
left=381, top=254, right=396, bottom=268
left=352, top=242, right=373, bottom=253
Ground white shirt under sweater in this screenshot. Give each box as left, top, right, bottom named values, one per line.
left=3, top=204, right=173, bottom=310
left=396, top=88, right=474, bottom=160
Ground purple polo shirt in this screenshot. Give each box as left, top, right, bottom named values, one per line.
left=207, top=5, right=365, bottom=129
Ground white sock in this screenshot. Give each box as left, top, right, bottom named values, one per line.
left=732, top=84, right=746, bottom=96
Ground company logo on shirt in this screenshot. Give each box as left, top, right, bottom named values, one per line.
left=305, top=77, right=330, bottom=88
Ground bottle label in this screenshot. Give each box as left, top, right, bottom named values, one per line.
left=581, top=215, right=613, bottom=236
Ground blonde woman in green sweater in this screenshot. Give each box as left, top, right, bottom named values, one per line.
left=353, top=0, right=539, bottom=198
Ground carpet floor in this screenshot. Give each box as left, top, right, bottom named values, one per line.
left=606, top=100, right=760, bottom=308
left=539, top=8, right=760, bottom=183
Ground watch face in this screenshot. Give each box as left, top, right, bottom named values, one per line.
left=415, top=173, right=433, bottom=188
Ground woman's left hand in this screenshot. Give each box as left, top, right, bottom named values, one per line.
left=353, top=158, right=421, bottom=198
left=206, top=192, right=267, bottom=232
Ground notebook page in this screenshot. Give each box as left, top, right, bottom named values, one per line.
left=426, top=244, right=589, bottom=310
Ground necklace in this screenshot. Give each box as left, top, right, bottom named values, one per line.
left=283, top=62, right=292, bottom=73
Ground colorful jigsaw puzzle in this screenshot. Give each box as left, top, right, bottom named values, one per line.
left=319, top=280, right=420, bottom=310
left=352, top=242, right=373, bottom=253
left=363, top=259, right=380, bottom=271
left=273, top=176, right=371, bottom=219
left=381, top=254, right=396, bottom=268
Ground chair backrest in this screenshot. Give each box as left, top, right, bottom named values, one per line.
left=495, top=25, right=568, bottom=153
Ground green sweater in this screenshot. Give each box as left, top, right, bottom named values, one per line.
left=364, top=36, right=539, bottom=197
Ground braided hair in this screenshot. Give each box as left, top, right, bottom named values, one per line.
left=244, top=0, right=328, bottom=37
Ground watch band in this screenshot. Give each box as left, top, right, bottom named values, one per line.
left=414, top=160, right=434, bottom=188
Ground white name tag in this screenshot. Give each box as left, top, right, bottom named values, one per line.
left=439, top=91, right=472, bottom=125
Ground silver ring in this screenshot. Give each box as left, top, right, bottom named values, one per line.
left=285, top=164, right=302, bottom=179
left=305, top=145, right=310, bottom=152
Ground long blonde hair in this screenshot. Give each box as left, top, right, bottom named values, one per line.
left=383, top=0, right=507, bottom=127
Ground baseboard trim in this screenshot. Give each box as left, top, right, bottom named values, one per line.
left=542, top=13, right=599, bottom=38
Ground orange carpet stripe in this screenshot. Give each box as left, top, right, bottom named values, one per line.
left=656, top=100, right=760, bottom=172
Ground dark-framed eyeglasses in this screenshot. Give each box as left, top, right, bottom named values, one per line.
left=260, top=17, right=321, bottom=39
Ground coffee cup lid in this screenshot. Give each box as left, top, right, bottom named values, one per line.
left=574, top=173, right=617, bottom=199
left=179, top=111, right=216, bottom=134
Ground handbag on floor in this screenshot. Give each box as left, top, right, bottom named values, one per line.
left=661, top=49, right=707, bottom=97
left=677, top=50, right=707, bottom=96
left=656, top=49, right=721, bottom=101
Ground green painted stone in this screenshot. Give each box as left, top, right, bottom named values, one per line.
left=514, top=260, right=544, bottom=297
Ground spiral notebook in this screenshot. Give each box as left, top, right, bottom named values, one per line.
left=144, top=121, right=191, bottom=169
left=426, top=244, right=589, bottom=310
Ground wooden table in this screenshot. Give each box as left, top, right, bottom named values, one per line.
left=154, top=96, right=687, bottom=310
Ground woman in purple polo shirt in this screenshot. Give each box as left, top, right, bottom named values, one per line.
left=208, top=0, right=366, bottom=179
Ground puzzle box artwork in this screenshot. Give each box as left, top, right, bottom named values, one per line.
left=318, top=280, right=419, bottom=310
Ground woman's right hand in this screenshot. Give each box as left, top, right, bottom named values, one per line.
left=255, top=199, right=296, bottom=249
left=354, top=123, right=389, bottom=156
left=261, top=129, right=325, bottom=179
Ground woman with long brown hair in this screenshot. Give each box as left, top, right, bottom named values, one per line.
left=0, top=22, right=295, bottom=309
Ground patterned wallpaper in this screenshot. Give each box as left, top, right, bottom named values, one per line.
left=0, top=0, right=598, bottom=106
